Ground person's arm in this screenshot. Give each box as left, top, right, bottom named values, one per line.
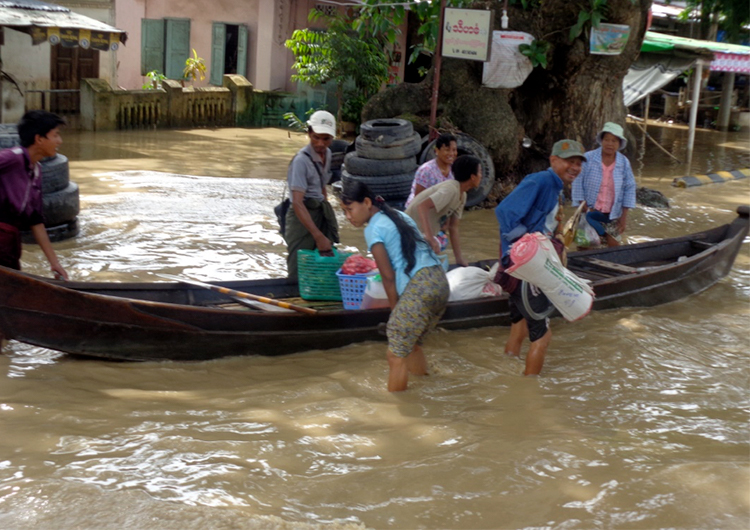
left=618, top=156, right=637, bottom=234
left=371, top=242, right=398, bottom=309
left=415, top=198, right=441, bottom=254
left=618, top=207, right=629, bottom=234
left=30, top=223, right=68, bottom=280
left=291, top=189, right=332, bottom=253
left=571, top=161, right=586, bottom=207
left=412, top=183, right=427, bottom=198
left=447, top=215, right=468, bottom=266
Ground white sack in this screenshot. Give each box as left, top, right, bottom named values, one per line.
left=447, top=266, right=503, bottom=302
left=508, top=233, right=594, bottom=321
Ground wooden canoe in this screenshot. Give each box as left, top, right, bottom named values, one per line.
left=1, top=206, right=747, bottom=361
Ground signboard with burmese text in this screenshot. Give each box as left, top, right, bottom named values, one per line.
left=442, top=8, right=494, bottom=62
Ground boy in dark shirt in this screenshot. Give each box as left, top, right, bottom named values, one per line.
left=0, top=110, right=68, bottom=280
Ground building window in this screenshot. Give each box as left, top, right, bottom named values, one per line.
left=210, top=23, right=248, bottom=85
left=314, top=3, right=337, bottom=17
left=141, top=18, right=191, bottom=80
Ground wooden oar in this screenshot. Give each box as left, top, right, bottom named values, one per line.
left=156, top=274, right=317, bottom=315
left=562, top=202, right=586, bottom=247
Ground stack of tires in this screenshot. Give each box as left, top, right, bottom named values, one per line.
left=342, top=119, right=421, bottom=208
left=328, top=138, right=351, bottom=184
left=0, top=124, right=80, bottom=242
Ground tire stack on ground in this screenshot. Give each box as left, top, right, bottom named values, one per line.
left=0, top=124, right=80, bottom=242
left=328, top=138, right=351, bottom=184
left=419, top=132, right=496, bottom=208
left=342, top=119, right=421, bottom=209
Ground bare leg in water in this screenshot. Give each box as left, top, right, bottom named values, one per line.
left=504, top=320, right=529, bottom=357
left=387, top=345, right=428, bottom=392
left=524, top=330, right=552, bottom=376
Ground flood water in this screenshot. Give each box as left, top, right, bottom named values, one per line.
left=1, top=124, right=749, bottom=529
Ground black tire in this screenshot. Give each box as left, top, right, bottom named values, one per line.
left=43, top=181, right=80, bottom=227
left=329, top=168, right=342, bottom=184
left=420, top=132, right=495, bottom=208
left=21, top=218, right=79, bottom=244
left=341, top=169, right=414, bottom=201
left=355, top=132, right=422, bottom=160
left=344, top=152, right=417, bottom=176
left=40, top=154, right=70, bottom=194
left=330, top=139, right=350, bottom=153
left=360, top=119, right=414, bottom=143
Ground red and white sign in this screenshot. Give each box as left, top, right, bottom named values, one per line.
left=711, top=52, right=750, bottom=74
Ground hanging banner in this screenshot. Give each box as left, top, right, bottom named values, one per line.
left=590, top=23, right=631, bottom=55
left=90, top=31, right=114, bottom=51
left=29, top=26, right=47, bottom=45
left=60, top=28, right=79, bottom=48
left=24, top=26, right=121, bottom=51
left=482, top=31, right=535, bottom=88
left=442, top=8, right=494, bottom=62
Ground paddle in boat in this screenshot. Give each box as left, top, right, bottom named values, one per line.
left=0, top=206, right=747, bottom=361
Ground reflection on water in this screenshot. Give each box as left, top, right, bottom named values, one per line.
left=1, top=125, right=749, bottom=529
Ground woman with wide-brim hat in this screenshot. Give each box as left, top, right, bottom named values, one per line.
left=571, top=122, right=637, bottom=247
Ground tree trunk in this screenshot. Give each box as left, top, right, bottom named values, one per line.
left=363, top=0, right=651, bottom=183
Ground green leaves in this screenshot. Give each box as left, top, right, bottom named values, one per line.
left=519, top=39, right=550, bottom=68
left=570, top=0, right=609, bottom=42
left=570, top=11, right=591, bottom=41
left=183, top=49, right=206, bottom=83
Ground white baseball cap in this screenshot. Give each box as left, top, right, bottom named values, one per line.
left=307, top=110, right=336, bottom=137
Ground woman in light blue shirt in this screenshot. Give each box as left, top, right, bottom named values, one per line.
left=340, top=180, right=449, bottom=392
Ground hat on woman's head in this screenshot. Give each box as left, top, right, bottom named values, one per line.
left=596, top=122, right=627, bottom=150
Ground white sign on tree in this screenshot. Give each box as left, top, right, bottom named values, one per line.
left=441, top=8, right=494, bottom=62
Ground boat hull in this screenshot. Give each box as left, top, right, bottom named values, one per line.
left=1, top=207, right=747, bottom=361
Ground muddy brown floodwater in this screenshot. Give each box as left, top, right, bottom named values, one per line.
left=1, top=123, right=749, bottom=530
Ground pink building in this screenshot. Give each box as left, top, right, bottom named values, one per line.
left=114, top=0, right=407, bottom=92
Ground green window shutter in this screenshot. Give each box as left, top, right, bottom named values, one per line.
left=210, top=23, right=226, bottom=86
left=141, top=19, right=165, bottom=76
left=165, top=18, right=191, bottom=80
left=237, top=25, right=248, bottom=78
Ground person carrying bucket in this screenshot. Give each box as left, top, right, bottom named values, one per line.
left=494, top=139, right=587, bottom=376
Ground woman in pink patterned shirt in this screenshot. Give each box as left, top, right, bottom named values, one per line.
left=404, top=133, right=457, bottom=207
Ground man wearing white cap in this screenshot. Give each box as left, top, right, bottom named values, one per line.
left=572, top=122, right=636, bottom=247
left=283, top=110, right=340, bottom=278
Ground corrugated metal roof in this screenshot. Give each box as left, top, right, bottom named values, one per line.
left=0, top=0, right=69, bottom=13
left=643, top=31, right=750, bottom=56
left=0, top=3, right=125, bottom=35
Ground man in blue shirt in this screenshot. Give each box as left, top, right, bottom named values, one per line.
left=495, top=139, right=586, bottom=376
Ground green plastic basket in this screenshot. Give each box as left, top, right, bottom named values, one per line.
left=298, top=248, right=352, bottom=301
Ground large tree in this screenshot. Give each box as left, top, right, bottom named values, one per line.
left=359, top=0, right=652, bottom=180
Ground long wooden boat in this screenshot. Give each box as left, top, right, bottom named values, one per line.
left=1, top=206, right=747, bottom=361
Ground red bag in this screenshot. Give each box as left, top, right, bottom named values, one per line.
left=341, top=254, right=377, bottom=275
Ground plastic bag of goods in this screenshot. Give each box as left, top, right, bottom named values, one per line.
left=361, top=274, right=390, bottom=309
left=507, top=232, right=594, bottom=321
left=447, top=266, right=504, bottom=302
left=574, top=215, right=601, bottom=248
